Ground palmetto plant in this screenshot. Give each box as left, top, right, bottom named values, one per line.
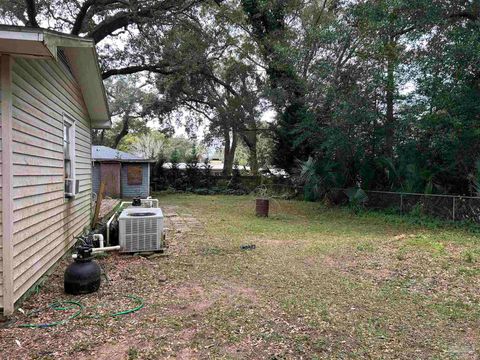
left=297, top=156, right=344, bottom=201
left=298, top=157, right=323, bottom=201
left=343, top=188, right=368, bottom=210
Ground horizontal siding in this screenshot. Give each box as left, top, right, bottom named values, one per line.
left=120, top=163, right=150, bottom=198
left=11, top=57, right=92, bottom=303
left=0, top=74, right=2, bottom=308
left=92, top=163, right=100, bottom=195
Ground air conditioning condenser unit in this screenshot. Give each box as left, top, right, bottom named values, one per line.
left=118, top=207, right=164, bottom=253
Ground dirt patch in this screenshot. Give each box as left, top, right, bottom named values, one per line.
left=76, top=340, right=131, bottom=360
left=218, top=283, right=259, bottom=304
left=177, top=347, right=197, bottom=359
left=171, top=284, right=216, bottom=314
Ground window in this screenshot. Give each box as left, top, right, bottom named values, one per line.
left=63, top=115, right=76, bottom=196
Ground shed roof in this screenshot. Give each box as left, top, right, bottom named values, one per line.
left=92, top=146, right=154, bottom=162
left=0, top=25, right=111, bottom=129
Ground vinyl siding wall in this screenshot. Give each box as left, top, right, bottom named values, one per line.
left=0, top=71, right=3, bottom=309
left=10, top=56, right=92, bottom=303
left=92, top=162, right=100, bottom=195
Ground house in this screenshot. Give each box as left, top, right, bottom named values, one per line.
left=0, top=26, right=111, bottom=315
left=92, top=146, right=154, bottom=198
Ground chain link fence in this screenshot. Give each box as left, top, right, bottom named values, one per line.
left=362, top=190, right=480, bottom=223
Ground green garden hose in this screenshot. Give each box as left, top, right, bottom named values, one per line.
left=82, top=295, right=145, bottom=319
left=111, top=295, right=144, bottom=317
left=17, top=295, right=144, bottom=328
left=18, top=300, right=84, bottom=329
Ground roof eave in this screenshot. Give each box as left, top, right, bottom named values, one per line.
left=0, top=26, right=111, bottom=129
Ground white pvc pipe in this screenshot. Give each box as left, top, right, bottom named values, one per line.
left=71, top=245, right=120, bottom=259
left=106, top=212, right=116, bottom=246
left=93, top=234, right=104, bottom=248
left=92, top=245, right=120, bottom=252
left=106, top=201, right=131, bottom=246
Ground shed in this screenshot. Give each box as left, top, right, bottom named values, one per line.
left=0, top=26, right=111, bottom=315
left=92, top=146, right=154, bottom=198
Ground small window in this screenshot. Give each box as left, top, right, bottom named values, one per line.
left=64, top=115, right=76, bottom=197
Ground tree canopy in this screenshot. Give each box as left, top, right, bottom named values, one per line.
left=2, top=0, right=479, bottom=194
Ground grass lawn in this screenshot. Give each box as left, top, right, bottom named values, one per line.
left=1, top=193, right=479, bottom=359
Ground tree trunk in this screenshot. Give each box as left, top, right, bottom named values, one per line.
left=249, top=143, right=258, bottom=175
left=223, top=129, right=237, bottom=176
left=385, top=39, right=396, bottom=158
left=99, top=130, right=105, bottom=145
left=242, top=1, right=312, bottom=172
left=241, top=130, right=258, bottom=175
left=113, top=115, right=130, bottom=149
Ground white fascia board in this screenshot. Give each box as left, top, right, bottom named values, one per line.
left=0, top=29, right=43, bottom=42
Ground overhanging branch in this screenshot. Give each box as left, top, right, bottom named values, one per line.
left=102, top=64, right=180, bottom=79
left=87, top=1, right=197, bottom=43
left=25, top=0, right=40, bottom=28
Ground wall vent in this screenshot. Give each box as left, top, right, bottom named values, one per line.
left=57, top=48, right=74, bottom=76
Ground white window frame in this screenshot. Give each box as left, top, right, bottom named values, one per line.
left=63, top=114, right=76, bottom=197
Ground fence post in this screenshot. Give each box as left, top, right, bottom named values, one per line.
left=452, top=197, right=456, bottom=221
left=400, top=194, right=403, bottom=214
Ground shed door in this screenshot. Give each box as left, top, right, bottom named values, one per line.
left=100, top=162, right=121, bottom=198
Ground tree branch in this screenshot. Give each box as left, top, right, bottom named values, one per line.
left=184, top=103, right=214, bottom=121
left=393, top=25, right=416, bottom=38
left=102, top=64, right=180, bottom=79
left=87, top=1, right=196, bottom=43
left=25, top=0, right=40, bottom=27
left=71, top=0, right=97, bottom=35
left=201, top=70, right=239, bottom=97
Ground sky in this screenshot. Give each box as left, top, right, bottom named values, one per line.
left=158, top=108, right=276, bottom=140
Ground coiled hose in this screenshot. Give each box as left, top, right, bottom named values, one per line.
left=18, top=300, right=84, bottom=329
left=17, top=295, right=144, bottom=329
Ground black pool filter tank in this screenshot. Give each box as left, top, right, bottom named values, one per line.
left=64, top=246, right=101, bottom=295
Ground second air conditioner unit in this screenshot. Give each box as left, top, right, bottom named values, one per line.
left=118, top=207, right=164, bottom=253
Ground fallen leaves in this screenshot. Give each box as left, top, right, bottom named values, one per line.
left=0, top=194, right=479, bottom=359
